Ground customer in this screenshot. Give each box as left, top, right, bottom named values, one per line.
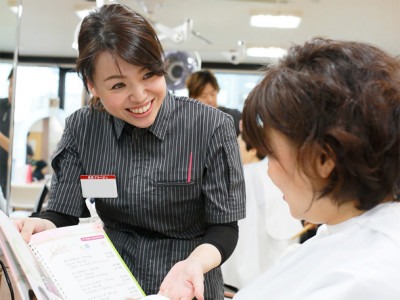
left=235, top=37, right=400, bottom=299
left=14, top=4, right=245, bottom=300
left=186, top=70, right=242, bottom=136
left=222, top=123, right=302, bottom=289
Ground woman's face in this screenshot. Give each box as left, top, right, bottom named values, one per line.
left=266, top=128, right=344, bottom=225
left=88, top=52, right=166, bottom=128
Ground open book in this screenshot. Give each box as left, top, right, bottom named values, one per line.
left=0, top=210, right=145, bottom=300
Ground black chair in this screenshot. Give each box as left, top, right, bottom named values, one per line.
left=30, top=184, right=49, bottom=217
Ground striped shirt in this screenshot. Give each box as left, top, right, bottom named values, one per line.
left=47, top=91, right=246, bottom=298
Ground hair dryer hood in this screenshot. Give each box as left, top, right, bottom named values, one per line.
left=165, top=51, right=201, bottom=91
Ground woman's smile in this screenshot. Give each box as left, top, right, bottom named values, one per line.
left=127, top=100, right=153, bottom=116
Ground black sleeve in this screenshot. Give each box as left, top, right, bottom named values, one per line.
left=218, top=107, right=242, bottom=136
left=38, top=210, right=79, bottom=227
left=201, top=221, right=238, bottom=265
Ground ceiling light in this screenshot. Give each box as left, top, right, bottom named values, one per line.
left=246, top=46, right=287, bottom=58
left=250, top=12, right=302, bottom=28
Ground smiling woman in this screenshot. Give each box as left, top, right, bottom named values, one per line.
left=13, top=3, right=245, bottom=300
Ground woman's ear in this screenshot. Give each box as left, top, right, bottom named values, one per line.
left=87, top=80, right=98, bottom=97
left=317, top=151, right=335, bottom=178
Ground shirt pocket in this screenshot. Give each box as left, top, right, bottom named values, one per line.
left=143, top=178, right=203, bottom=233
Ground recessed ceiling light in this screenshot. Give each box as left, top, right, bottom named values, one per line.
left=246, top=46, right=287, bottom=58
left=250, top=13, right=301, bottom=28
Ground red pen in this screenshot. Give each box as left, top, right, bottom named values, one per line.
left=187, top=152, right=192, bottom=182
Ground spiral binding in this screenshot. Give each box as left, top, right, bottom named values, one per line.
left=28, top=241, right=68, bottom=300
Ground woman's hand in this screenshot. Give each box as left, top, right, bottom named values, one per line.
left=158, top=243, right=221, bottom=300
left=158, top=258, right=204, bottom=300
left=13, top=217, right=56, bottom=242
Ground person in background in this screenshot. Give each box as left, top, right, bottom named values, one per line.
left=222, top=121, right=302, bottom=290
left=32, top=160, right=47, bottom=182
left=26, top=132, right=34, bottom=165
left=186, top=70, right=242, bottom=136
left=0, top=69, right=13, bottom=195
left=234, top=37, right=400, bottom=299
left=14, top=4, right=245, bottom=300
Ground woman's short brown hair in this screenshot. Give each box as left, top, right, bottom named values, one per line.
left=76, top=4, right=167, bottom=108
left=243, top=37, right=400, bottom=210
left=186, top=70, right=220, bottom=98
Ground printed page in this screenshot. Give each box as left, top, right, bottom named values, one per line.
left=29, top=222, right=145, bottom=300
left=0, top=210, right=63, bottom=300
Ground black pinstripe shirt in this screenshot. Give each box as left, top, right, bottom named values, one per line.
left=47, top=92, right=246, bottom=298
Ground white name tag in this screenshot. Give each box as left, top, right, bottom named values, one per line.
left=80, top=175, right=118, bottom=198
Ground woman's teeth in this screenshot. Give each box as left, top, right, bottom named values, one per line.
left=129, top=102, right=151, bottom=114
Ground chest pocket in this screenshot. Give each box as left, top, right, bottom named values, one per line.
left=142, top=168, right=203, bottom=232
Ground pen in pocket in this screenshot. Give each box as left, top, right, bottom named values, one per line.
left=187, top=152, right=192, bottom=182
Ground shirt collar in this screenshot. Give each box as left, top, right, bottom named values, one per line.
left=148, top=91, right=173, bottom=140
left=111, top=91, right=173, bottom=141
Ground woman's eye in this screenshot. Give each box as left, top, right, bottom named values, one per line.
left=144, top=72, right=155, bottom=79
left=111, top=82, right=125, bottom=90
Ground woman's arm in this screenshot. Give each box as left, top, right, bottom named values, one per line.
left=158, top=222, right=239, bottom=300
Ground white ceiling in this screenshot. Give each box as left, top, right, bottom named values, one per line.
left=1, top=0, right=400, bottom=65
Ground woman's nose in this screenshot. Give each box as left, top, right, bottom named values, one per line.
left=129, top=83, right=146, bottom=102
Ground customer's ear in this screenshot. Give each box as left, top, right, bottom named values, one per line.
left=317, top=151, right=335, bottom=179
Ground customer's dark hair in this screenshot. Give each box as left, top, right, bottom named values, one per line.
left=243, top=37, right=400, bottom=210
left=186, top=70, right=220, bottom=98
left=76, top=4, right=167, bottom=108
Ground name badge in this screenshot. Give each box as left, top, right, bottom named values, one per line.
left=80, top=175, right=118, bottom=198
